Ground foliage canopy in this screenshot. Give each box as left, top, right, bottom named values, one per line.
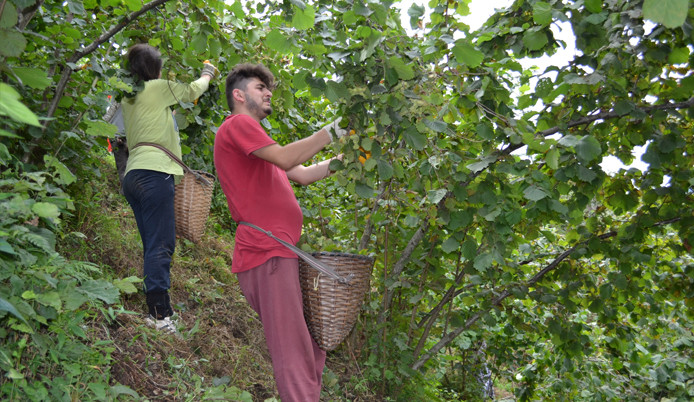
left=1, top=0, right=693, bottom=400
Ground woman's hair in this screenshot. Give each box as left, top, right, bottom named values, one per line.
left=225, top=63, right=275, bottom=112
left=126, top=44, right=162, bottom=82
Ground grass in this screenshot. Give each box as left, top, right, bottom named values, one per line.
left=58, top=158, right=372, bottom=401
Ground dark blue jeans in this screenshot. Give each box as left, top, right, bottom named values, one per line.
left=122, top=169, right=176, bottom=317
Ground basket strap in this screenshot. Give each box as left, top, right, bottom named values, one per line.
left=131, top=142, right=213, bottom=186
left=239, top=221, right=353, bottom=285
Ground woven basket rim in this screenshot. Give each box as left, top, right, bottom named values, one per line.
left=307, top=251, right=374, bottom=262
left=192, top=170, right=215, bottom=177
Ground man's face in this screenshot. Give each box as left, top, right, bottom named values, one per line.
left=241, top=77, right=273, bottom=119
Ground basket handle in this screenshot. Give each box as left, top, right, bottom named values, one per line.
left=239, top=221, right=353, bottom=285
left=131, top=142, right=213, bottom=187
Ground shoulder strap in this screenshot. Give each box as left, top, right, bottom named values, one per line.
left=130, top=142, right=214, bottom=187
left=239, top=221, right=353, bottom=285
left=130, top=142, right=192, bottom=174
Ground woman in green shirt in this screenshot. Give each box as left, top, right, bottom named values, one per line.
left=120, top=44, right=216, bottom=334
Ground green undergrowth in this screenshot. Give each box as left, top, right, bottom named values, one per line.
left=0, top=156, right=375, bottom=401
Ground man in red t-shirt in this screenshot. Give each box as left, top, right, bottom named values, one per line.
left=214, top=63, right=347, bottom=402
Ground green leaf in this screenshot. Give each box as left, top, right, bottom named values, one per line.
left=473, top=253, right=492, bottom=273
left=549, top=200, right=568, bottom=215
left=668, top=47, right=690, bottom=64
left=63, top=291, right=89, bottom=311
left=0, top=29, right=25, bottom=58
left=0, top=239, right=16, bottom=255
left=377, top=160, right=393, bottom=180
left=546, top=148, right=559, bottom=170
left=0, top=3, right=18, bottom=28
left=325, top=81, right=350, bottom=103
left=353, top=2, right=372, bottom=17
left=451, top=41, right=484, bottom=68
left=584, top=0, right=602, bottom=13
left=356, top=26, right=372, bottom=38
left=584, top=12, right=607, bottom=25
left=0, top=297, right=28, bottom=325
left=522, top=29, right=548, bottom=51
left=265, top=29, right=291, bottom=54
left=577, top=166, right=597, bottom=182
left=292, top=4, right=315, bottom=30
left=408, top=4, right=425, bottom=19
left=532, top=2, right=552, bottom=25
left=12, top=67, right=51, bottom=90
left=466, top=154, right=497, bottom=173
left=403, top=126, right=426, bottom=150
left=613, top=100, right=635, bottom=115
left=191, top=33, right=207, bottom=54
left=0, top=83, right=41, bottom=126
left=0, top=128, right=21, bottom=139
left=110, top=384, right=139, bottom=399
left=461, top=239, right=477, bottom=260
left=363, top=157, right=377, bottom=171
left=36, top=291, right=61, bottom=310
left=6, top=368, right=24, bottom=379
left=67, top=0, right=86, bottom=15
left=31, top=202, right=60, bottom=220
left=388, top=56, right=415, bottom=80
left=78, top=280, right=120, bottom=304
left=441, top=237, right=460, bottom=254
left=642, top=0, right=688, bottom=28
left=84, top=118, right=119, bottom=138
left=171, top=37, right=184, bottom=51
left=427, top=189, right=447, bottom=204
left=576, top=135, right=602, bottom=162
left=113, top=276, right=141, bottom=295
left=343, top=10, right=358, bottom=25
left=558, top=134, right=580, bottom=147
left=612, top=273, right=628, bottom=289
left=45, top=155, right=77, bottom=185
left=423, top=119, right=448, bottom=133
left=304, top=43, right=326, bottom=56
left=523, top=185, right=548, bottom=201
left=449, top=210, right=472, bottom=230
left=123, top=0, right=142, bottom=12
left=476, top=123, right=494, bottom=140
left=355, top=182, right=375, bottom=198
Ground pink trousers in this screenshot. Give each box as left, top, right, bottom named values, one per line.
left=237, top=257, right=326, bottom=401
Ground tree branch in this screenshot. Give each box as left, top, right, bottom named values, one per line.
left=535, top=96, right=694, bottom=138
left=377, top=91, right=694, bottom=327
left=44, top=0, right=173, bottom=124
left=377, top=220, right=430, bottom=325
left=359, top=182, right=389, bottom=251
left=500, top=96, right=694, bottom=155
left=18, top=0, right=45, bottom=30
left=410, top=217, right=682, bottom=370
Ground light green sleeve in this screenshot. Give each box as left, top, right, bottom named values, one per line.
left=149, top=76, right=210, bottom=105
left=121, top=77, right=210, bottom=181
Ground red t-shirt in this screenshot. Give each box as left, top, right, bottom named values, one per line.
left=214, top=114, right=302, bottom=273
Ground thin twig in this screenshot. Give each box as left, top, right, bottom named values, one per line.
left=410, top=217, right=682, bottom=370
left=43, top=0, right=173, bottom=125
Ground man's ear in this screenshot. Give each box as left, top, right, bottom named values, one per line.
left=233, top=89, right=244, bottom=104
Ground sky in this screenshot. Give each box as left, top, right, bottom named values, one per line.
left=397, top=0, right=650, bottom=175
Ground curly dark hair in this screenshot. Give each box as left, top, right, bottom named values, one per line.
left=225, top=63, right=275, bottom=112
left=126, top=44, right=162, bottom=83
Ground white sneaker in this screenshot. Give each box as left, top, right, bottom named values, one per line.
left=145, top=315, right=180, bottom=336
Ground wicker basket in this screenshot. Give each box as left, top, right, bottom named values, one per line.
left=299, top=252, right=374, bottom=351
left=174, top=170, right=215, bottom=243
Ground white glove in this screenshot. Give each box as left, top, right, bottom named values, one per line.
left=103, top=102, right=125, bottom=134
left=201, top=61, right=219, bottom=79
left=322, top=117, right=348, bottom=141
left=103, top=102, right=120, bottom=123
